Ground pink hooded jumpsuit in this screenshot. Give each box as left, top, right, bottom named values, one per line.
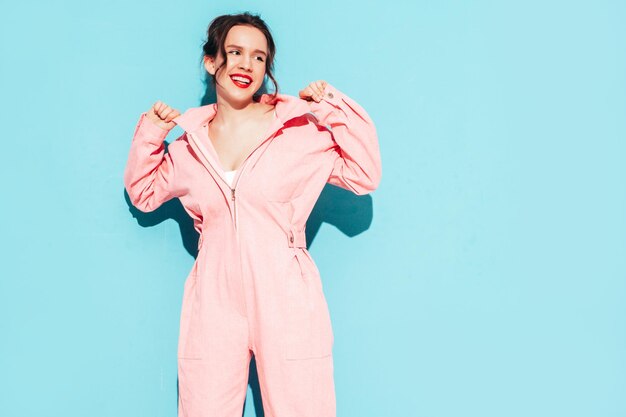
left=124, top=83, right=382, bottom=417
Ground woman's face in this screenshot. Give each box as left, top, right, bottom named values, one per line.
left=205, top=24, right=268, bottom=104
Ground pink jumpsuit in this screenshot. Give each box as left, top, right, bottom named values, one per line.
left=124, top=83, right=382, bottom=417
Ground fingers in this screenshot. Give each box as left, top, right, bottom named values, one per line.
left=313, top=80, right=327, bottom=99
left=161, top=108, right=176, bottom=122
left=153, top=101, right=165, bottom=116
left=299, top=80, right=328, bottom=103
left=298, top=86, right=314, bottom=101
left=151, top=101, right=180, bottom=122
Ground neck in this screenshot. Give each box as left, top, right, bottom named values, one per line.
left=211, top=94, right=260, bottom=127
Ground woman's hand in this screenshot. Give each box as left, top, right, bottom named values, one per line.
left=146, top=101, right=181, bottom=131
left=299, top=80, right=328, bottom=103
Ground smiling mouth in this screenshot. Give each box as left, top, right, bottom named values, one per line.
left=230, top=74, right=252, bottom=88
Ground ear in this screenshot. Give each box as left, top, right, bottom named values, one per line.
left=203, top=55, right=217, bottom=75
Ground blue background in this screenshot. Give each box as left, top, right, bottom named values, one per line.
left=1, top=1, right=625, bottom=416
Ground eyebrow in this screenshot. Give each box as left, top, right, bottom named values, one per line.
left=225, top=44, right=267, bottom=56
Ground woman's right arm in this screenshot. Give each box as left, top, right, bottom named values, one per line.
left=123, top=109, right=185, bottom=213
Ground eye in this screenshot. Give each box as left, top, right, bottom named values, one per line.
left=255, top=56, right=265, bottom=62
left=228, top=50, right=240, bottom=55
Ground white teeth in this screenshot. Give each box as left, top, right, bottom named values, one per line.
left=231, top=76, right=251, bottom=84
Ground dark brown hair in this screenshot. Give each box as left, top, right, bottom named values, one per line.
left=202, top=12, right=279, bottom=100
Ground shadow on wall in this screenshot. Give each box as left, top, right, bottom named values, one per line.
left=124, top=191, right=199, bottom=255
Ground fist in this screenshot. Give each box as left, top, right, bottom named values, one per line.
left=299, top=80, right=328, bottom=103
left=146, top=101, right=180, bottom=131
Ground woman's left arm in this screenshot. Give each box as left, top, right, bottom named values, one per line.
left=302, top=81, right=382, bottom=195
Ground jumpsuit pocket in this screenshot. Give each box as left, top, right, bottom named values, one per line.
left=284, top=251, right=334, bottom=360
left=177, top=273, right=203, bottom=360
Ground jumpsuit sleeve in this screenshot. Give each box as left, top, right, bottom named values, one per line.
left=123, top=112, right=186, bottom=212
left=308, top=83, right=382, bottom=195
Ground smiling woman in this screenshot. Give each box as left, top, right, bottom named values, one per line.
left=205, top=26, right=268, bottom=95
left=202, top=14, right=278, bottom=101
left=123, top=11, right=382, bottom=417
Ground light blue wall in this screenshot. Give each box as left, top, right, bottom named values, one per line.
left=1, top=1, right=625, bottom=416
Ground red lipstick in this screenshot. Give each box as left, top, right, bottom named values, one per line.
left=230, top=74, right=252, bottom=89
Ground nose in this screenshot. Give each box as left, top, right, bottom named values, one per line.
left=238, top=55, right=252, bottom=71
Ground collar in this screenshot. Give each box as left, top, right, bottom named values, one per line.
left=172, top=93, right=312, bottom=134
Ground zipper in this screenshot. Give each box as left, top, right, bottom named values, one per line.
left=187, top=115, right=281, bottom=234
left=227, top=135, right=270, bottom=238
left=188, top=131, right=238, bottom=226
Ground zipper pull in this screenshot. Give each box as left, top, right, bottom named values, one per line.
left=231, top=188, right=236, bottom=201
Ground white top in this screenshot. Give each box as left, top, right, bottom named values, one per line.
left=209, top=109, right=277, bottom=188
left=224, top=170, right=237, bottom=186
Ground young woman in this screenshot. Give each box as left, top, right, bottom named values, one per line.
left=124, top=12, right=381, bottom=417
